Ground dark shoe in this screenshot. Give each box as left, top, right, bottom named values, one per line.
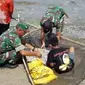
left=4, top=63, right=18, bottom=69
left=0, top=63, right=6, bottom=67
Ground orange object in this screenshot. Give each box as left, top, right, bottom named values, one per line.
left=56, top=32, right=61, bottom=40
left=0, top=0, right=14, bottom=24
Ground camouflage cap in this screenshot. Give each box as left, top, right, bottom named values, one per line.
left=17, top=22, right=29, bottom=30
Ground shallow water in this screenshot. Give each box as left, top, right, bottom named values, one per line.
left=11, top=0, right=85, bottom=41
left=13, top=0, right=85, bottom=23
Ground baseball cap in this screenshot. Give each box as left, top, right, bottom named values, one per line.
left=17, top=22, right=29, bottom=30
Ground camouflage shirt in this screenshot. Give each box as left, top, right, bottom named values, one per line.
left=0, top=31, right=21, bottom=53
left=0, top=30, right=22, bottom=64
left=40, top=5, right=65, bottom=26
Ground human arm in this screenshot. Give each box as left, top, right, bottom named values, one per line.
left=64, top=12, right=69, bottom=18
left=59, top=8, right=69, bottom=19
left=13, top=34, right=41, bottom=58
left=19, top=50, right=41, bottom=58
left=46, top=52, right=55, bottom=68
left=15, top=42, right=41, bottom=58
left=60, top=8, right=69, bottom=18
left=41, top=28, right=45, bottom=48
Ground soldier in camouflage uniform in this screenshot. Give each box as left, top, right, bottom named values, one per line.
left=0, top=22, right=41, bottom=68
left=40, top=5, right=68, bottom=48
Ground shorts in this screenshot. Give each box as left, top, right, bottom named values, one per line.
left=0, top=50, right=18, bottom=64
left=69, top=52, right=75, bottom=60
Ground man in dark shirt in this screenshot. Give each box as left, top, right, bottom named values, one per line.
left=46, top=33, right=75, bottom=73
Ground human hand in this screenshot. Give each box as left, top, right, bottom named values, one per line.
left=50, top=63, right=55, bottom=67
left=25, top=43, right=34, bottom=50
left=41, top=43, right=45, bottom=48
left=36, top=51, right=42, bottom=58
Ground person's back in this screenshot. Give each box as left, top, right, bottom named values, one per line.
left=40, top=5, right=69, bottom=48
left=0, top=22, right=41, bottom=68
left=0, top=0, right=14, bottom=35
left=40, top=5, right=67, bottom=27
left=46, top=33, right=75, bottom=74
left=47, top=47, right=74, bottom=74
left=0, top=30, right=20, bottom=53
left=0, top=27, right=22, bottom=65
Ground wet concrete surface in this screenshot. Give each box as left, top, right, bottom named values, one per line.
left=0, top=37, right=85, bottom=85
left=0, top=65, right=31, bottom=85
left=45, top=39, right=85, bottom=85
left=24, top=26, right=85, bottom=85
left=0, top=0, right=85, bottom=85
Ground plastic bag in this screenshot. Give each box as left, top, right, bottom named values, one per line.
left=28, top=59, right=57, bottom=85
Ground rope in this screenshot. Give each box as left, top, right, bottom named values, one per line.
left=23, top=23, right=85, bottom=47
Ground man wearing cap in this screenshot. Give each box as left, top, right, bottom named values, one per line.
left=0, top=22, right=41, bottom=68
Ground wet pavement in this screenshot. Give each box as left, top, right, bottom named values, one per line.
left=0, top=38, right=85, bottom=85
left=1, top=0, right=85, bottom=85
left=0, top=65, right=31, bottom=85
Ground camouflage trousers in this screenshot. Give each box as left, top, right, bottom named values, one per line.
left=0, top=50, right=19, bottom=64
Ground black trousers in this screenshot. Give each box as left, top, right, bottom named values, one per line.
left=0, top=23, right=10, bottom=35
